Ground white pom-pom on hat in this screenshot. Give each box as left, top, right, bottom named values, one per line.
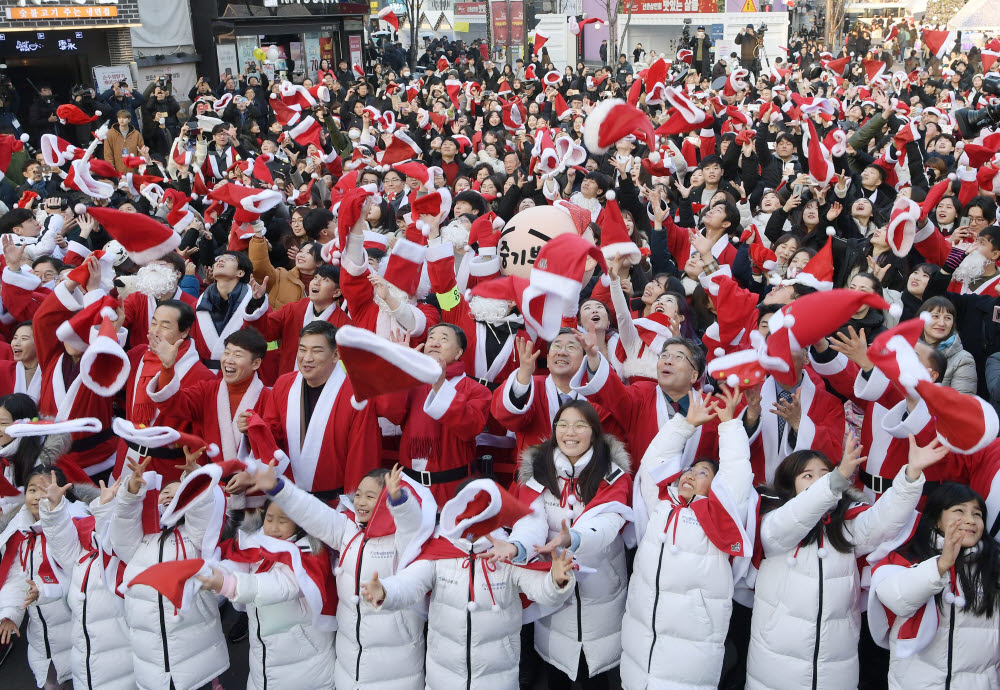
left=605, top=190, right=616, bottom=201
left=919, top=310, right=933, bottom=323
left=714, top=347, right=726, bottom=357
left=99, top=306, right=118, bottom=321
left=888, top=303, right=903, bottom=318
left=94, top=110, right=102, bottom=117
left=784, top=315, right=795, bottom=328
left=948, top=173, right=957, bottom=181
left=492, top=604, right=501, bottom=612
left=726, top=374, right=739, bottom=387
left=826, top=226, right=836, bottom=236
left=74, top=203, right=87, bottom=215
left=649, top=150, right=661, bottom=163
left=492, top=217, right=505, bottom=229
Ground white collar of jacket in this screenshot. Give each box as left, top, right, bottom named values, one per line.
left=554, top=447, right=592, bottom=479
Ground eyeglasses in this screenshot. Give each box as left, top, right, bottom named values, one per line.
left=555, top=421, right=591, bottom=433
left=658, top=351, right=693, bottom=367
left=969, top=215, right=988, bottom=225
left=681, top=467, right=712, bottom=479
left=549, top=342, right=582, bottom=354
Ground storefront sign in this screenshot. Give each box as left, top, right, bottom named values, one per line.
left=348, top=33, right=362, bottom=70
left=93, top=64, right=131, bottom=91
left=455, top=2, right=486, bottom=18
left=622, top=0, right=716, bottom=12
left=0, top=28, right=84, bottom=53
left=0, top=0, right=139, bottom=30
left=6, top=5, right=117, bottom=20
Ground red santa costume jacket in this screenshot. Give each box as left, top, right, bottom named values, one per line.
left=113, top=341, right=217, bottom=479
left=339, top=255, right=438, bottom=342
left=33, top=285, right=117, bottom=481
left=0, top=360, right=41, bottom=401
left=122, top=289, right=198, bottom=350
left=569, top=354, right=718, bottom=468
left=913, top=223, right=1000, bottom=297
left=253, top=297, right=352, bottom=375
left=491, top=371, right=618, bottom=462
left=747, top=371, right=846, bottom=485
left=192, top=287, right=269, bottom=373
left=1, top=264, right=51, bottom=324
left=375, top=361, right=492, bottom=504
left=263, top=367, right=380, bottom=495
left=810, top=352, right=951, bottom=498
left=662, top=216, right=738, bottom=269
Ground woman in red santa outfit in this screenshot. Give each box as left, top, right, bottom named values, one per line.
left=0, top=466, right=80, bottom=689
left=619, top=386, right=751, bottom=690
left=746, top=434, right=948, bottom=690
left=246, top=462, right=436, bottom=690
left=489, top=400, right=632, bottom=689
left=870, top=483, right=1000, bottom=690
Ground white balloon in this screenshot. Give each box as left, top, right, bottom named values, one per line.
left=266, top=45, right=280, bottom=62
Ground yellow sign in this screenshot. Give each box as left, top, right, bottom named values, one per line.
left=6, top=6, right=118, bottom=20
left=741, top=0, right=757, bottom=10
left=454, top=21, right=469, bottom=32
left=370, top=1, right=379, bottom=15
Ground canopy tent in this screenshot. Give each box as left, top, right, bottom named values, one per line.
left=948, top=0, right=1000, bottom=32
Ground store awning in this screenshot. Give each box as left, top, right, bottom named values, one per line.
left=219, top=2, right=369, bottom=36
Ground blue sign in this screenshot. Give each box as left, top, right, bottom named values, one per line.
left=711, top=24, right=724, bottom=42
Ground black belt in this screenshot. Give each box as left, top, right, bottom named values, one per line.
left=860, top=470, right=941, bottom=497
left=403, top=464, right=469, bottom=487
left=472, top=377, right=501, bottom=392
left=126, top=440, right=185, bottom=460
left=69, top=427, right=114, bottom=453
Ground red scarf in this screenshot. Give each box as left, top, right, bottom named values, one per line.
left=132, top=340, right=195, bottom=424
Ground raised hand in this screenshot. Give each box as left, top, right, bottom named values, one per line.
left=126, top=457, right=152, bottom=494
left=866, top=256, right=890, bottom=282
left=515, top=338, right=541, bottom=385
left=386, top=463, right=404, bottom=502
left=77, top=212, right=96, bottom=238
left=936, top=517, right=965, bottom=576
left=148, top=331, right=181, bottom=369
left=686, top=390, right=718, bottom=427
left=98, top=478, right=121, bottom=506
left=549, top=548, right=574, bottom=588
left=828, top=326, right=872, bottom=371
left=905, top=435, right=950, bottom=480
left=772, top=388, right=802, bottom=431
left=360, top=570, right=386, bottom=606
left=534, top=519, right=572, bottom=556
left=175, top=445, right=206, bottom=475
left=225, top=471, right=254, bottom=496
left=714, top=385, right=743, bottom=423
left=688, top=229, right=715, bottom=259
left=249, top=275, right=269, bottom=300
left=837, top=430, right=867, bottom=481
left=249, top=459, right=279, bottom=495
left=826, top=202, right=843, bottom=221
left=2, top=234, right=24, bottom=270
left=236, top=411, right=252, bottom=434
left=41, top=470, right=73, bottom=508
left=195, top=566, right=225, bottom=594
left=608, top=252, right=624, bottom=282
left=483, top=534, right=518, bottom=564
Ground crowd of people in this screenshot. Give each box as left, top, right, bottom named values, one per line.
left=0, top=13, right=999, bottom=690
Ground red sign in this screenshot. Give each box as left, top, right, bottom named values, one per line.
left=622, top=0, right=715, bottom=12
left=455, top=2, right=487, bottom=17
left=491, top=1, right=523, bottom=47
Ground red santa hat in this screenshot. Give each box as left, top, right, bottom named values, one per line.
left=585, top=73, right=608, bottom=91
left=335, top=324, right=443, bottom=402
left=866, top=316, right=930, bottom=396
left=552, top=200, right=594, bottom=236
left=523, top=233, right=607, bottom=341
left=915, top=380, right=999, bottom=454
left=981, top=37, right=1000, bottom=73
left=328, top=185, right=380, bottom=264
left=524, top=64, right=537, bottom=81
left=159, top=462, right=226, bottom=556
left=377, top=6, right=400, bottom=30
left=56, top=103, right=100, bottom=125
left=129, top=558, right=209, bottom=612
left=569, top=16, right=603, bottom=35
left=583, top=98, right=657, bottom=157
left=268, top=93, right=301, bottom=127
left=676, top=49, right=693, bottom=65
left=62, top=159, right=116, bottom=199
left=287, top=116, right=327, bottom=152
left=393, top=161, right=432, bottom=190
left=748, top=244, right=777, bottom=275
left=5, top=418, right=103, bottom=438
left=802, top=119, right=835, bottom=190
left=383, top=236, right=426, bottom=297
left=977, top=164, right=1000, bottom=196
left=654, top=86, right=708, bottom=138
left=918, top=177, right=953, bottom=222
left=533, top=30, right=550, bottom=56
left=644, top=58, right=668, bottom=107
left=411, top=188, right=453, bottom=236
left=251, top=153, right=276, bottom=190
left=39, top=133, right=81, bottom=168
left=172, top=143, right=193, bottom=168
left=79, top=313, right=131, bottom=397
left=706, top=348, right=767, bottom=389
left=362, top=231, right=389, bottom=253
left=724, top=68, right=749, bottom=97
left=497, top=79, right=512, bottom=96
left=784, top=234, right=836, bottom=291
left=378, top=131, right=423, bottom=167
left=921, top=29, right=957, bottom=60
left=84, top=206, right=181, bottom=265
left=467, top=212, right=504, bottom=278
left=121, top=173, right=164, bottom=197
left=596, top=197, right=640, bottom=264
left=762, top=289, right=894, bottom=387
left=14, top=191, right=39, bottom=209
left=111, top=418, right=221, bottom=461
left=206, top=183, right=283, bottom=229
left=162, top=188, right=195, bottom=232
left=886, top=197, right=922, bottom=257
left=862, top=59, right=887, bottom=84
left=701, top=268, right=759, bottom=360
left=438, top=478, right=532, bottom=542
left=542, top=70, right=562, bottom=89
left=501, top=99, right=528, bottom=132
left=353, top=64, right=366, bottom=79
left=64, top=252, right=116, bottom=295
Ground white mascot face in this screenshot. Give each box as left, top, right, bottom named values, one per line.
left=497, top=205, right=596, bottom=279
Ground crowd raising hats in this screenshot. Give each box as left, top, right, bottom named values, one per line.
left=1, top=13, right=1000, bottom=690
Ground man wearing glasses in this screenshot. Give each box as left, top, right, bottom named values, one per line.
left=572, top=333, right=718, bottom=467
left=492, top=328, right=615, bottom=459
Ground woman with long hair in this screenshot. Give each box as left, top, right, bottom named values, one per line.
left=872, top=482, right=1000, bottom=689
left=493, top=400, right=632, bottom=689
left=620, top=386, right=751, bottom=689
left=746, top=434, right=948, bottom=689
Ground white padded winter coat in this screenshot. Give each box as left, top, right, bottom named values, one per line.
left=110, top=481, right=229, bottom=690
left=874, top=554, right=1000, bottom=690
left=375, top=534, right=575, bottom=689
left=746, top=466, right=925, bottom=690
left=509, top=439, right=631, bottom=681
left=620, top=415, right=754, bottom=690
left=225, top=533, right=336, bottom=690
left=0, top=503, right=74, bottom=687
left=39, top=496, right=134, bottom=690
left=270, top=477, right=433, bottom=690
